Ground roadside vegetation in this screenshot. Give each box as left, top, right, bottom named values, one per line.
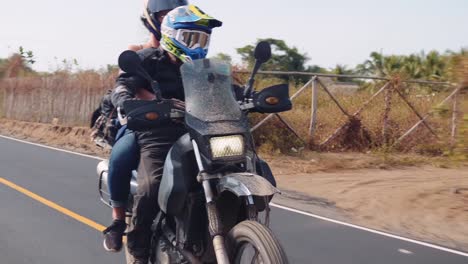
left=0, top=41, right=466, bottom=160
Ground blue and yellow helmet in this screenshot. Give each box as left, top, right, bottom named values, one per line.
left=160, top=5, right=222, bottom=62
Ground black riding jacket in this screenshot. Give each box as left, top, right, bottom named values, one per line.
left=111, top=47, right=184, bottom=109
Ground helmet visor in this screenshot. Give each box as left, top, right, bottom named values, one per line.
left=176, top=29, right=210, bottom=49
left=147, top=0, right=188, bottom=14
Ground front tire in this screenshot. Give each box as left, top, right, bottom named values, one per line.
left=227, top=220, right=289, bottom=264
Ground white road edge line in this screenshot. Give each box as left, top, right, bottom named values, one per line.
left=1, top=133, right=467, bottom=257
left=270, top=203, right=468, bottom=257
left=0, top=135, right=104, bottom=161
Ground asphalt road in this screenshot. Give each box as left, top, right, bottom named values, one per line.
left=0, top=135, right=467, bottom=264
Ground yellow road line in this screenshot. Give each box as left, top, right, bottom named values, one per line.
left=0, top=177, right=106, bottom=232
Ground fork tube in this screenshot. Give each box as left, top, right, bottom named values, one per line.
left=192, top=140, right=230, bottom=264
left=192, top=140, right=214, bottom=202
left=202, top=181, right=214, bottom=203
left=192, top=140, right=205, bottom=171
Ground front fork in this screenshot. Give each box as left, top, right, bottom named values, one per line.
left=192, top=140, right=267, bottom=264
left=192, top=140, right=230, bottom=264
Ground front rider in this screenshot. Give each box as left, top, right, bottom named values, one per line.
left=111, top=5, right=222, bottom=263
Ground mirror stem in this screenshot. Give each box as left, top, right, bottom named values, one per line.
left=244, top=61, right=262, bottom=98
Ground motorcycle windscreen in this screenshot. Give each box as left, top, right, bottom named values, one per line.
left=180, top=59, right=242, bottom=123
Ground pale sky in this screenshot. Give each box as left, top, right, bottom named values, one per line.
left=1, top=0, right=467, bottom=72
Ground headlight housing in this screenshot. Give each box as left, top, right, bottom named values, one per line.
left=209, top=135, right=244, bottom=159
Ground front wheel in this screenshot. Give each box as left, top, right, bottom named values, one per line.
left=227, top=220, right=289, bottom=264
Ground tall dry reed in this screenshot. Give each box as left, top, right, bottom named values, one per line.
left=0, top=70, right=464, bottom=154
left=0, top=70, right=117, bottom=126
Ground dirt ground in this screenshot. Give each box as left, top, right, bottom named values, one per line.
left=1, top=118, right=467, bottom=251
left=269, top=163, right=468, bottom=251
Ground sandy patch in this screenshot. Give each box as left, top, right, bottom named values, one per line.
left=271, top=166, right=468, bottom=251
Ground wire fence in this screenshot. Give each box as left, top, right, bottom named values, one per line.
left=0, top=70, right=465, bottom=153
left=237, top=70, right=465, bottom=152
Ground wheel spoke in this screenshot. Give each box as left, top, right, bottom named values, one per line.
left=235, top=242, right=264, bottom=264
left=251, top=249, right=261, bottom=264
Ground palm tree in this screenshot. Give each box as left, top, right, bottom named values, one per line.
left=402, top=54, right=424, bottom=79
left=357, top=51, right=409, bottom=78
left=356, top=51, right=386, bottom=77
left=422, top=51, right=447, bottom=81
left=331, top=64, right=355, bottom=82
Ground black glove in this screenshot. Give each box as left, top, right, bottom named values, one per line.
left=165, top=98, right=185, bottom=112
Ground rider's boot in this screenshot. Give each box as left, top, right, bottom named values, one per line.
left=102, top=219, right=126, bottom=252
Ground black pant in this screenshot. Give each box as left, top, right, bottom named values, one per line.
left=127, top=124, right=186, bottom=259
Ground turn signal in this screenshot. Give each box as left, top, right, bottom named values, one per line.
left=145, top=112, right=159, bottom=121
left=265, top=96, right=279, bottom=105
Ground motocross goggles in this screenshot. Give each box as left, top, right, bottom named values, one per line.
left=175, top=29, right=210, bottom=50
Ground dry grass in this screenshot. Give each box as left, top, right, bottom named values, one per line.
left=0, top=118, right=107, bottom=157
left=0, top=87, right=4, bottom=118
left=250, top=76, right=466, bottom=156
left=451, top=54, right=468, bottom=160
left=0, top=69, right=466, bottom=155
left=0, top=70, right=118, bottom=126
left=1, top=117, right=460, bottom=169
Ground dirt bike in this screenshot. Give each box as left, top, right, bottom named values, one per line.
left=97, top=41, right=291, bottom=263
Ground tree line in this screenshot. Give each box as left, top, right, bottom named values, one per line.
left=219, top=38, right=467, bottom=84
left=1, top=40, right=466, bottom=83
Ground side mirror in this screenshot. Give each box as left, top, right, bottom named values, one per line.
left=118, top=50, right=145, bottom=77
left=244, top=41, right=272, bottom=98
left=118, top=50, right=161, bottom=100
left=254, top=41, right=271, bottom=64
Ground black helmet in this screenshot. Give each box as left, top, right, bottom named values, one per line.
left=142, top=0, right=188, bottom=40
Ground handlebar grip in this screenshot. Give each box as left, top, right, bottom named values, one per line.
left=170, top=111, right=185, bottom=119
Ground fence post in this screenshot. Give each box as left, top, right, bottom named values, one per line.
left=6, top=79, right=17, bottom=119
left=308, top=76, right=318, bottom=139
left=382, top=81, right=394, bottom=146
left=451, top=90, right=460, bottom=149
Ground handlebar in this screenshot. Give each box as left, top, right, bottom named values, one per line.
left=170, top=110, right=185, bottom=119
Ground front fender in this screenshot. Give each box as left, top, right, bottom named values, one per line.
left=217, top=173, right=279, bottom=197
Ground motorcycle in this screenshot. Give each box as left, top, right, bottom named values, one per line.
left=97, top=41, right=292, bottom=263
